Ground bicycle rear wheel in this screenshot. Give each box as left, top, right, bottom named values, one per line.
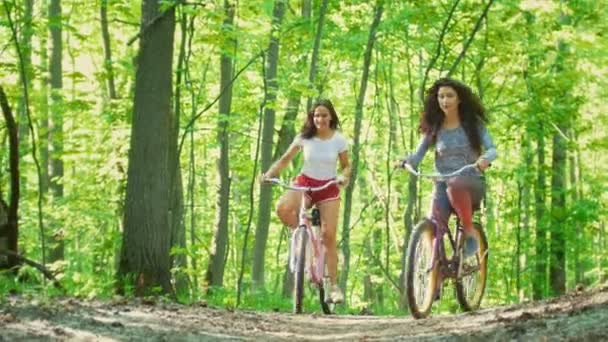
left=405, top=219, right=439, bottom=319
left=293, top=227, right=308, bottom=314
left=455, top=223, right=488, bottom=311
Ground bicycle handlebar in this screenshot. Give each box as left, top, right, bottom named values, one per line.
left=402, top=163, right=480, bottom=181
left=263, top=178, right=340, bottom=192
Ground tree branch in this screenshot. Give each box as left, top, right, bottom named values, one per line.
left=177, top=50, right=265, bottom=157
left=0, top=249, right=62, bottom=289
left=127, top=2, right=180, bottom=46
left=446, top=0, right=495, bottom=76
left=419, top=0, right=460, bottom=102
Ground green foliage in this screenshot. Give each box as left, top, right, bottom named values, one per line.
left=0, top=0, right=606, bottom=318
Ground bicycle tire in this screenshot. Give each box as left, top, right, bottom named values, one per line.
left=293, top=228, right=308, bottom=314
left=405, top=219, right=439, bottom=319
left=319, top=285, right=335, bottom=314
left=455, top=222, right=488, bottom=311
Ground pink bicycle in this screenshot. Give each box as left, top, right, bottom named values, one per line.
left=265, top=178, right=339, bottom=314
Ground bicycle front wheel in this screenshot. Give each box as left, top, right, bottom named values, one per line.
left=455, top=223, right=488, bottom=311
left=319, top=276, right=336, bottom=314
left=405, top=219, right=439, bottom=319
left=293, top=227, right=308, bottom=314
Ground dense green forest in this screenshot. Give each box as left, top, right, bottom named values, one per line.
left=0, top=0, right=606, bottom=316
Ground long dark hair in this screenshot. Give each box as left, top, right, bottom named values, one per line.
left=300, top=99, right=340, bottom=139
left=420, top=78, right=487, bottom=155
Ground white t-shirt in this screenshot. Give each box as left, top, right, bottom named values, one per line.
left=290, top=131, right=349, bottom=180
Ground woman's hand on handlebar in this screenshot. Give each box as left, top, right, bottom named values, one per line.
left=336, top=174, right=349, bottom=187
left=395, top=158, right=409, bottom=169
left=475, top=159, right=491, bottom=172
left=260, top=172, right=273, bottom=184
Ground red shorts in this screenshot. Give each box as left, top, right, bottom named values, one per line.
left=295, top=174, right=340, bottom=205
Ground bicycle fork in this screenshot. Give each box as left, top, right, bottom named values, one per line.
left=289, top=208, right=323, bottom=280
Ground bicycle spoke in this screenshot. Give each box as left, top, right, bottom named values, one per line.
left=406, top=220, right=439, bottom=319
left=462, top=257, right=478, bottom=299
left=455, top=225, right=487, bottom=312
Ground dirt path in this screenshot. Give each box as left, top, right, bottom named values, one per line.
left=2, top=286, right=608, bottom=341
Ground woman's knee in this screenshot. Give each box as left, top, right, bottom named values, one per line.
left=276, top=201, right=295, bottom=222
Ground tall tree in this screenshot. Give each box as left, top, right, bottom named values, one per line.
left=340, top=1, right=383, bottom=293
left=118, top=0, right=176, bottom=295
left=39, top=1, right=51, bottom=195
left=524, top=11, right=548, bottom=300
left=549, top=9, right=572, bottom=297
left=305, top=0, right=328, bottom=110
left=399, top=25, right=419, bottom=309
left=17, top=0, right=33, bottom=168
left=273, top=0, right=317, bottom=162
left=170, top=6, right=188, bottom=293
left=48, top=0, right=65, bottom=263
left=0, top=86, right=20, bottom=270
left=100, top=0, right=117, bottom=100
left=206, top=0, right=236, bottom=287
left=252, top=0, right=286, bottom=290
left=277, top=0, right=314, bottom=297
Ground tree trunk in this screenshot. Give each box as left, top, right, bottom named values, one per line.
left=569, top=128, right=582, bottom=284
left=39, top=2, right=50, bottom=196
left=549, top=12, right=578, bottom=296
left=100, top=0, right=117, bottom=100
left=524, top=11, right=547, bottom=300
left=118, top=0, right=176, bottom=296
left=276, top=0, right=313, bottom=298
left=0, top=87, right=20, bottom=270
left=206, top=0, right=235, bottom=288
left=550, top=123, right=567, bottom=296
left=48, top=0, right=65, bottom=263
left=534, top=120, right=547, bottom=300
left=549, top=21, right=572, bottom=295
left=306, top=0, right=328, bottom=110
left=18, top=0, right=33, bottom=176
left=399, top=28, right=418, bottom=309
left=252, top=0, right=286, bottom=290
left=520, top=133, right=533, bottom=299
left=170, top=7, right=188, bottom=293
left=340, top=2, right=383, bottom=293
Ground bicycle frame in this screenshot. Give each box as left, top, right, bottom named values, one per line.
left=427, top=211, right=463, bottom=280
left=404, top=164, right=480, bottom=279
left=402, top=162, right=489, bottom=318
left=267, top=178, right=338, bottom=285
left=289, top=197, right=326, bottom=284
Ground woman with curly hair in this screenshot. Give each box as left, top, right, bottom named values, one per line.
left=401, top=78, right=497, bottom=256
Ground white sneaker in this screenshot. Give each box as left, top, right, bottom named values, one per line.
left=327, top=285, right=344, bottom=304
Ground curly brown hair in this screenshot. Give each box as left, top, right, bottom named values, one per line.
left=420, top=78, right=488, bottom=155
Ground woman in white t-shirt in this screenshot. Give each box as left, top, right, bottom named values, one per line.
left=262, top=99, right=351, bottom=303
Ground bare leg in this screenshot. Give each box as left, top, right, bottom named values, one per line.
left=317, top=199, right=340, bottom=285
left=275, top=190, right=303, bottom=229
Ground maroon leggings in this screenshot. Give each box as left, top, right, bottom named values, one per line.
left=431, top=177, right=484, bottom=231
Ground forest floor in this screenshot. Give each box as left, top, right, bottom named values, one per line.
left=1, top=284, right=608, bottom=341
